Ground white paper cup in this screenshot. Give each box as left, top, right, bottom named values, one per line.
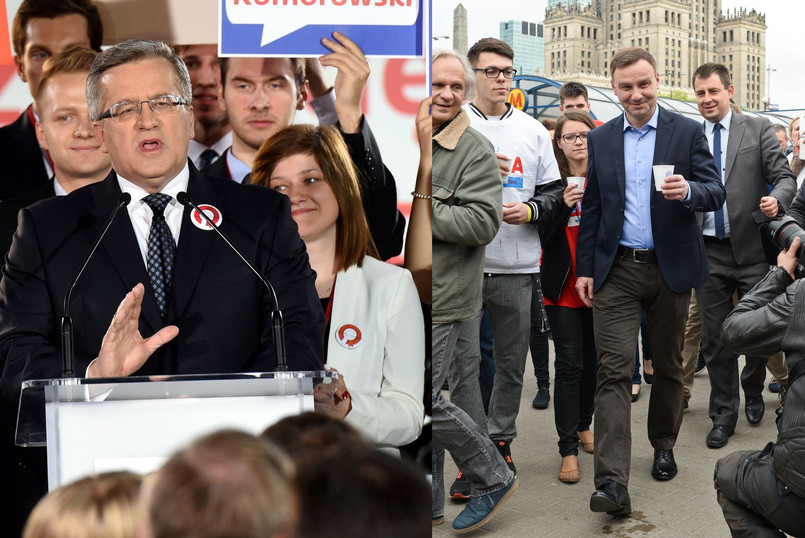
left=567, top=176, right=585, bottom=192
left=652, top=165, right=674, bottom=191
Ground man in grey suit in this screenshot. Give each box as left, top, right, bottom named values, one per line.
left=691, top=63, right=797, bottom=449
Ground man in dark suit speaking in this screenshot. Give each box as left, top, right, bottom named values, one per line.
left=575, top=48, right=725, bottom=515
left=0, top=39, right=324, bottom=402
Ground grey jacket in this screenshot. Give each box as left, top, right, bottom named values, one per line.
left=432, top=109, right=502, bottom=323
left=722, top=267, right=805, bottom=498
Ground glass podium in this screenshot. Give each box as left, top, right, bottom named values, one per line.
left=15, top=371, right=337, bottom=489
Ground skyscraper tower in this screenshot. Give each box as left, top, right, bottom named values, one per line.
left=453, top=3, right=468, bottom=57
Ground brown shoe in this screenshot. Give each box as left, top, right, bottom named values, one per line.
left=577, top=430, right=594, bottom=454
left=559, top=455, right=580, bottom=483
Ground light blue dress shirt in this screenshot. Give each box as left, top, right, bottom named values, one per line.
left=225, top=148, right=252, bottom=184
left=621, top=106, right=659, bottom=249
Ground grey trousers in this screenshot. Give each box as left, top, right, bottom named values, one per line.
left=697, top=238, right=768, bottom=428
left=592, top=257, right=689, bottom=488
left=431, top=316, right=514, bottom=517
left=447, top=273, right=532, bottom=442
left=714, top=449, right=805, bottom=537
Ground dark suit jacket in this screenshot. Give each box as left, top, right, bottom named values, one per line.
left=0, top=106, right=50, bottom=200
left=203, top=118, right=406, bottom=261
left=576, top=105, right=725, bottom=293
left=201, top=147, right=229, bottom=179
left=711, top=113, right=796, bottom=265
left=0, top=163, right=324, bottom=403
left=0, top=180, right=55, bottom=262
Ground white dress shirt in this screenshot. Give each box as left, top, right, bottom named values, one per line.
left=702, top=109, right=732, bottom=238
left=117, top=164, right=189, bottom=267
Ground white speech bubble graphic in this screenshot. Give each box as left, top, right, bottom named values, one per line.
left=226, top=0, right=420, bottom=47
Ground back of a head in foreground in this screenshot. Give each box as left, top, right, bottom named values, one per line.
left=296, top=450, right=430, bottom=538
left=146, top=430, right=296, bottom=538
left=23, top=471, right=143, bottom=538
left=261, top=411, right=370, bottom=467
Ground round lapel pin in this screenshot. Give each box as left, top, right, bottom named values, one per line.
left=335, top=324, right=362, bottom=349
left=190, top=204, right=223, bottom=230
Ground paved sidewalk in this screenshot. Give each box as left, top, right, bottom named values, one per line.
left=434, top=351, right=782, bottom=537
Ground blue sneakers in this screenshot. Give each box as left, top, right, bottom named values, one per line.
left=452, top=477, right=519, bottom=533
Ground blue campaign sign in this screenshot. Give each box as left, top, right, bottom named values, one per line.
left=219, top=0, right=426, bottom=58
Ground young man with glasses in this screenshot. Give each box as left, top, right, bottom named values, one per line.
left=0, top=39, right=324, bottom=405
left=446, top=37, right=562, bottom=499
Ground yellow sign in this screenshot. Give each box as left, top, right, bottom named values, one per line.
left=507, top=88, right=526, bottom=110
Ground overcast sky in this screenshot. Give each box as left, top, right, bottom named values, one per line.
left=432, top=1, right=802, bottom=111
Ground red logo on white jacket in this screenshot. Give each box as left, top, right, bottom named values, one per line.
left=335, top=324, right=362, bottom=349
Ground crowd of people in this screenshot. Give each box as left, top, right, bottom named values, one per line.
left=432, top=37, right=805, bottom=536
left=3, top=0, right=805, bottom=535
left=0, top=0, right=431, bottom=535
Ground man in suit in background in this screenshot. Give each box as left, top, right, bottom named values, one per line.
left=174, top=44, right=233, bottom=170
left=0, top=38, right=324, bottom=400
left=0, top=46, right=110, bottom=536
left=0, top=0, right=103, bottom=201
left=691, top=63, right=796, bottom=448
left=0, top=47, right=110, bottom=259
left=575, top=47, right=725, bottom=515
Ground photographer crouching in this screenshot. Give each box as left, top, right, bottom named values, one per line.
left=717, top=224, right=805, bottom=537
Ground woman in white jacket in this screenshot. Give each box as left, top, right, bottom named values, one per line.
left=251, top=124, right=425, bottom=449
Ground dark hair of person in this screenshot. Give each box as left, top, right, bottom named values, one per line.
left=250, top=124, right=379, bottom=270
left=12, top=0, right=103, bottom=57
left=467, top=37, right=514, bottom=66
left=296, top=450, right=431, bottom=538
left=541, top=118, right=556, bottom=130
left=692, top=62, right=731, bottom=90
left=610, top=47, right=657, bottom=77
left=559, top=81, right=589, bottom=104
left=261, top=411, right=370, bottom=466
left=552, top=110, right=597, bottom=183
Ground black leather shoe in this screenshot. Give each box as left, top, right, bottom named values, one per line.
left=745, top=396, right=764, bottom=425
left=705, top=424, right=734, bottom=448
left=694, top=351, right=706, bottom=374
left=651, top=449, right=677, bottom=480
left=589, top=479, right=631, bottom=515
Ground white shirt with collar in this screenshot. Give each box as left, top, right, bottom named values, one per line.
left=188, top=131, right=233, bottom=169
left=702, top=109, right=732, bottom=238
left=53, top=177, right=68, bottom=196
left=117, top=163, right=189, bottom=267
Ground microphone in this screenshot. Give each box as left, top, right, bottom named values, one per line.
left=176, top=192, right=288, bottom=371
left=62, top=192, right=132, bottom=378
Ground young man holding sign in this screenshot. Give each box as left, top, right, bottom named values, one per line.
left=206, top=33, right=404, bottom=261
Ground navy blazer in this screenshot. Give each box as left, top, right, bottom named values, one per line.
left=576, top=105, right=725, bottom=293
left=0, top=163, right=324, bottom=403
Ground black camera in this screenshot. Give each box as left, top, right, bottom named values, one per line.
left=767, top=216, right=805, bottom=278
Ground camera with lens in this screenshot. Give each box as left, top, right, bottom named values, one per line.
left=767, top=216, right=805, bottom=278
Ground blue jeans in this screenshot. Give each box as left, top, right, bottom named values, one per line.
left=432, top=316, right=514, bottom=517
